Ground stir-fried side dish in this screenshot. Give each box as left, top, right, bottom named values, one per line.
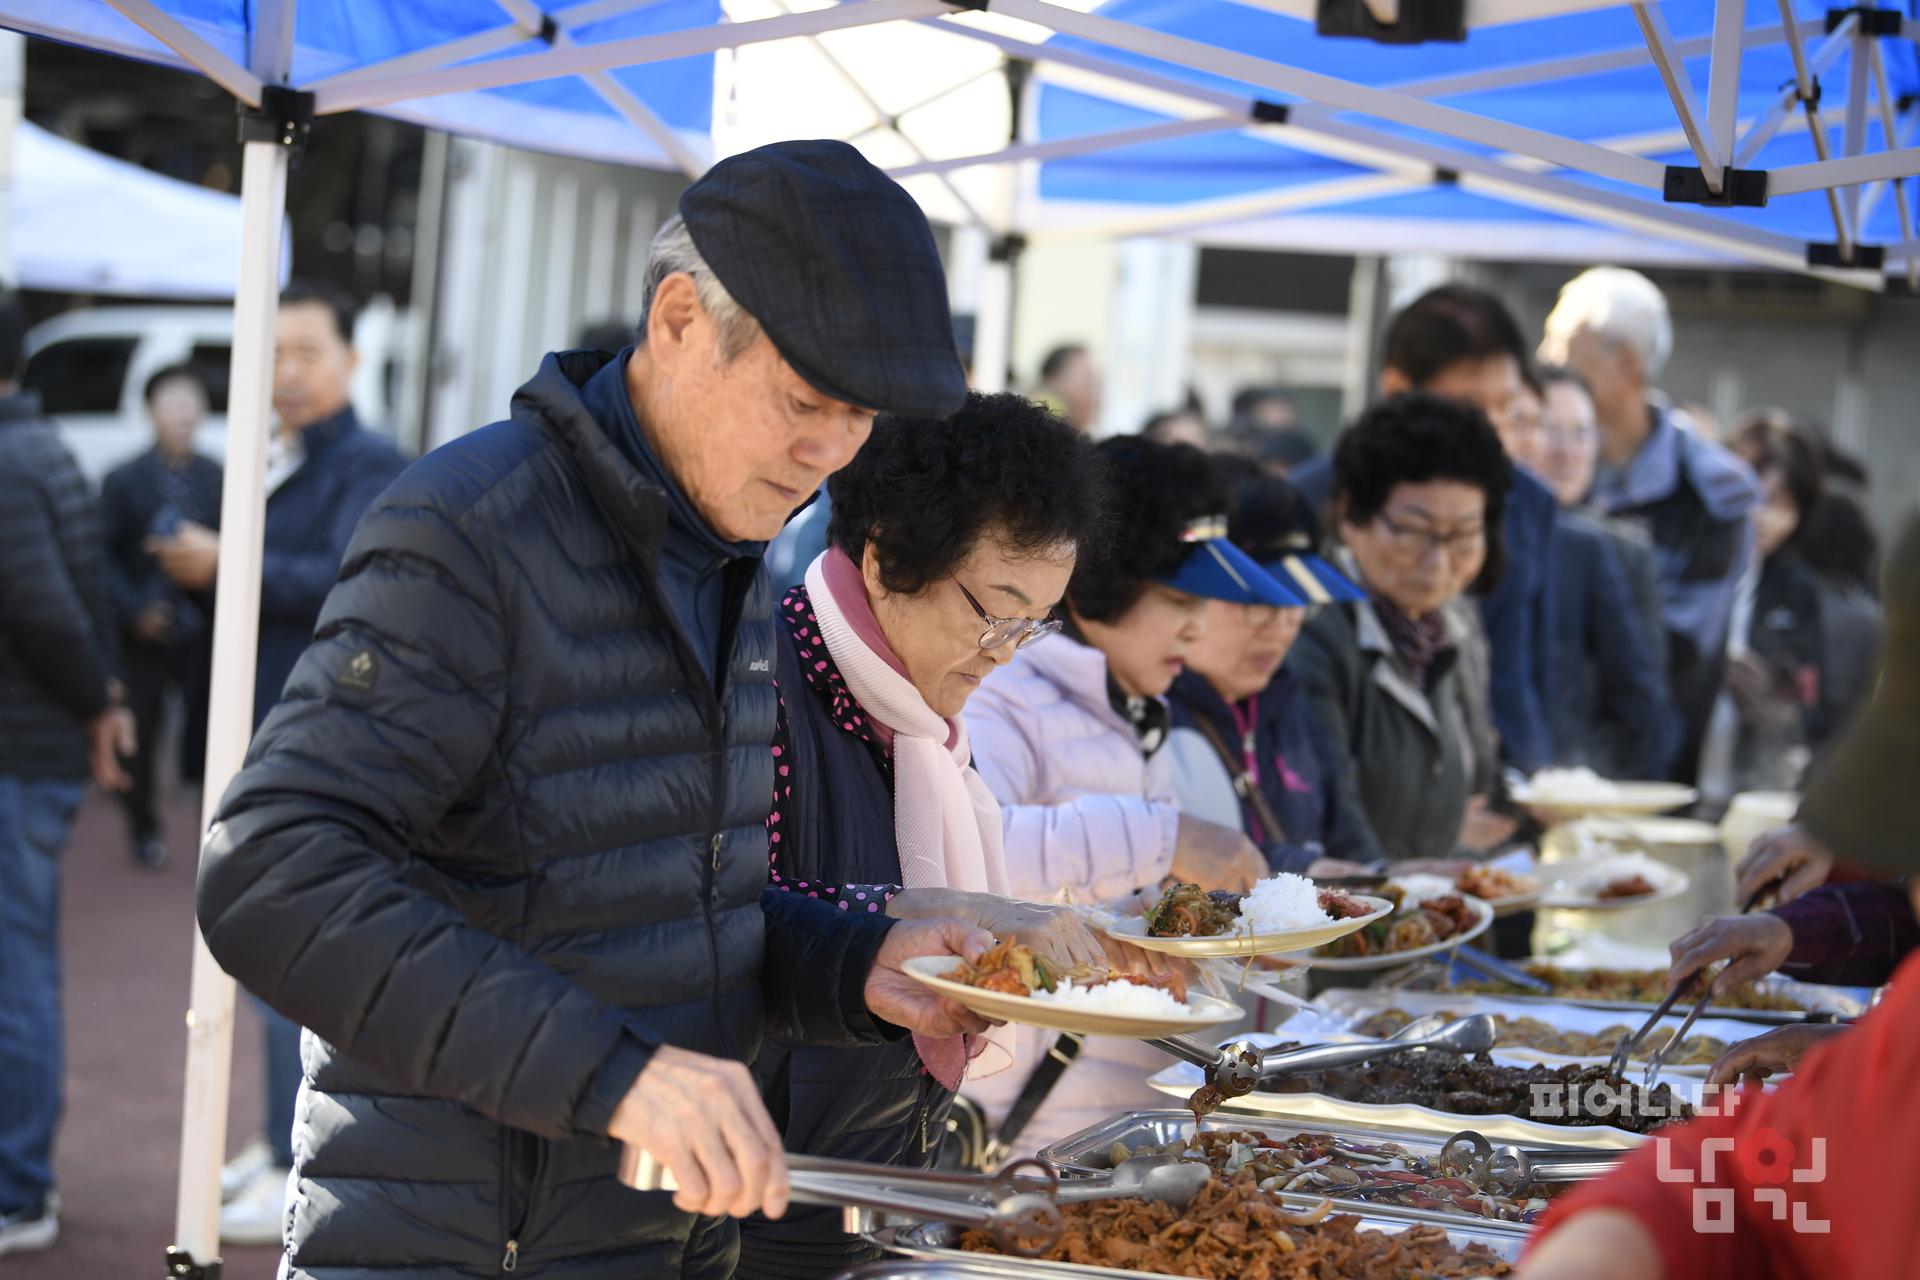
left=1455, top=866, right=1539, bottom=901
left=953, top=939, right=1189, bottom=1002
left=1352, top=1008, right=1727, bottom=1067
left=1456, top=965, right=1802, bottom=1011
left=1595, top=874, right=1658, bottom=901
left=1104, top=1130, right=1566, bottom=1224
left=1144, top=882, right=1375, bottom=938
left=958, top=1172, right=1513, bottom=1277
left=1252, top=1042, right=1691, bottom=1135
left=1320, top=887, right=1478, bottom=958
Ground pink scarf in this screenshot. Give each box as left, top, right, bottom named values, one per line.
left=805, top=549, right=1014, bottom=1087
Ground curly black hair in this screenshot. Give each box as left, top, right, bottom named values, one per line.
left=1067, top=437, right=1229, bottom=624
left=826, top=391, right=1108, bottom=596
left=1331, top=392, right=1511, bottom=593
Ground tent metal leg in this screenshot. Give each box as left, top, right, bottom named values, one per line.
left=171, top=132, right=289, bottom=1268
left=1776, top=0, right=1852, bottom=262
left=1867, top=45, right=1920, bottom=290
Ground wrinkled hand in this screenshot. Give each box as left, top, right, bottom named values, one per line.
left=950, top=893, right=1108, bottom=972
left=1170, top=815, right=1266, bottom=893
left=1736, top=823, right=1833, bottom=907
left=1667, top=913, right=1793, bottom=995
left=864, top=917, right=995, bottom=1038
left=147, top=521, right=219, bottom=592
left=1705, top=1023, right=1847, bottom=1089
left=1458, top=795, right=1519, bottom=854
left=87, top=701, right=136, bottom=792
left=608, top=1045, right=788, bottom=1219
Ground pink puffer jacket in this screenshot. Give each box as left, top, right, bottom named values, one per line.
left=959, top=636, right=1180, bottom=1152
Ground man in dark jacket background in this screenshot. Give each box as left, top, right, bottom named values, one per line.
left=195, top=141, right=992, bottom=1279
left=0, top=286, right=135, bottom=1260
left=98, top=364, right=223, bottom=871
left=148, top=281, right=411, bottom=1240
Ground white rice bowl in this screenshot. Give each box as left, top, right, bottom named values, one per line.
left=1030, top=976, right=1191, bottom=1016
left=1235, top=873, right=1334, bottom=935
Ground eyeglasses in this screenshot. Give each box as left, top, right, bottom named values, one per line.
left=957, top=580, right=1062, bottom=651
left=1239, top=602, right=1316, bottom=630
left=1376, top=510, right=1486, bottom=561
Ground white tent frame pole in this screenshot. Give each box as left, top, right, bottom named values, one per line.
left=1856, top=104, right=1917, bottom=230
left=1775, top=0, right=1853, bottom=259
left=99, top=0, right=263, bottom=104
left=1029, top=172, right=1425, bottom=242
left=314, top=0, right=953, bottom=114
left=1839, top=22, right=1871, bottom=230
left=986, top=0, right=1669, bottom=189
left=886, top=114, right=1247, bottom=179
left=1631, top=2, right=1722, bottom=191
left=1734, top=12, right=1856, bottom=167
left=762, top=0, right=989, bottom=227
left=1771, top=146, right=1920, bottom=196
left=1232, top=0, right=1634, bottom=26
left=307, top=0, right=675, bottom=91
left=1704, top=0, right=1743, bottom=184
left=1867, top=47, right=1919, bottom=290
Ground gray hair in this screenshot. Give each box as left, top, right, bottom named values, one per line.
left=1542, top=266, right=1673, bottom=378
left=635, top=213, right=763, bottom=361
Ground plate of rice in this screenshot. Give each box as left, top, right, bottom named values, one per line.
left=1100, top=874, right=1393, bottom=958
left=903, top=944, right=1244, bottom=1038
left=1511, top=768, right=1698, bottom=821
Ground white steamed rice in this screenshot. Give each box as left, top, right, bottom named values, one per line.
left=1524, top=766, right=1622, bottom=802
left=1235, top=872, right=1334, bottom=936
left=1030, top=976, right=1193, bottom=1016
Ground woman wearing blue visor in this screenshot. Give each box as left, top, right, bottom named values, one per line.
left=960, top=438, right=1298, bottom=1153
left=1165, top=471, right=1380, bottom=876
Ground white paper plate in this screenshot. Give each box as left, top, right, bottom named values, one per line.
left=1270, top=893, right=1495, bottom=971
left=902, top=956, right=1244, bottom=1039
left=1101, top=894, right=1393, bottom=958
left=1539, top=854, right=1691, bottom=911
left=1512, top=777, right=1699, bottom=820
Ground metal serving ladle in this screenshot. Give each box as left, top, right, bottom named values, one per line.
left=1437, top=1130, right=1621, bottom=1196
left=1149, top=1014, right=1500, bottom=1104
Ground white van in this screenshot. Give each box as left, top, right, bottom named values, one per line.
left=22, top=301, right=403, bottom=485
left=23, top=306, right=234, bottom=484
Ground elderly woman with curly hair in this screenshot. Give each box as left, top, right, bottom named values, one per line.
left=961, top=437, right=1303, bottom=1153
left=739, top=392, right=1132, bottom=1278
left=1287, top=393, right=1512, bottom=864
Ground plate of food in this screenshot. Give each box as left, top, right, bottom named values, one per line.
left=1441, top=960, right=1866, bottom=1023
left=1100, top=875, right=1392, bottom=958
left=903, top=941, right=1244, bottom=1039
left=1272, top=878, right=1494, bottom=970
left=1510, top=768, right=1698, bottom=821
left=1538, top=854, right=1689, bottom=911
left=1454, top=863, right=1544, bottom=916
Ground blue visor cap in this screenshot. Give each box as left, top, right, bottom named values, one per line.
left=1157, top=538, right=1309, bottom=607
left=1263, top=552, right=1368, bottom=605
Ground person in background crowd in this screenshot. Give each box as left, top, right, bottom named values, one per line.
left=1293, top=286, right=1559, bottom=774
left=1515, top=513, right=1920, bottom=1280
left=194, top=141, right=995, bottom=1279
left=98, top=365, right=222, bottom=871
left=1232, top=385, right=1298, bottom=432
left=0, top=285, right=135, bottom=1260
left=1539, top=266, right=1759, bottom=786
left=1223, top=385, right=1317, bottom=474
left=1034, top=343, right=1100, bottom=433
left=1796, top=441, right=1880, bottom=602
left=1524, top=367, right=1673, bottom=779
left=1165, top=469, right=1378, bottom=871
left=1288, top=394, right=1514, bottom=863
left=1697, top=414, right=1879, bottom=806
left=740, top=393, right=1133, bottom=1278
left=148, top=281, right=410, bottom=1243
left=1139, top=406, right=1210, bottom=450
left=963, top=437, right=1288, bottom=1153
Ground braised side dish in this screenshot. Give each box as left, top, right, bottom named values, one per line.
left=1319, top=887, right=1477, bottom=958
left=1255, top=1043, right=1691, bottom=1135
left=1595, top=874, right=1657, bottom=901
left=1144, top=882, right=1375, bottom=938
left=1105, top=1130, right=1568, bottom=1224
left=1456, top=964, right=1802, bottom=1011
left=1353, top=1008, right=1726, bottom=1067
left=952, top=939, right=1189, bottom=1002
left=958, top=1172, right=1513, bottom=1278
left=1455, top=866, right=1539, bottom=901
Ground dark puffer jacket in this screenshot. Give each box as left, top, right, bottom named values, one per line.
left=197, top=351, right=899, bottom=1279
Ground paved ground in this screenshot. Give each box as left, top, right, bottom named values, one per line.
left=7, top=787, right=282, bottom=1280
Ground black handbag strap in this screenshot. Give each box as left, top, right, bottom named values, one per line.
left=986, top=1032, right=1085, bottom=1163
left=1190, top=711, right=1288, bottom=845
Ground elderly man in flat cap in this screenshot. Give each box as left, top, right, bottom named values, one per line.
left=196, top=141, right=993, bottom=1279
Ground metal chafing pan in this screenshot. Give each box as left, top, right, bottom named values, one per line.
left=1389, top=958, right=1868, bottom=1025
left=871, top=1216, right=1520, bottom=1278
left=1036, top=1110, right=1611, bottom=1234
left=833, top=1262, right=1080, bottom=1279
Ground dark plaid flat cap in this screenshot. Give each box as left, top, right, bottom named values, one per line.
left=680, top=139, right=966, bottom=420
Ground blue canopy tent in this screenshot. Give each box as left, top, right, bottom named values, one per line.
left=1, top=0, right=1915, bottom=1272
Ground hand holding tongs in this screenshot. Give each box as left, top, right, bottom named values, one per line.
left=1438, top=1130, right=1621, bottom=1196
left=619, top=1145, right=1063, bottom=1256
left=1609, top=885, right=1770, bottom=1089
left=1150, top=1014, right=1499, bottom=1103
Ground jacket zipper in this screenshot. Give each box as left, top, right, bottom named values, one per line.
left=500, top=1131, right=550, bottom=1272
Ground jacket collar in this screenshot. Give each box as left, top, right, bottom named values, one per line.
left=1012, top=633, right=1140, bottom=740
left=297, top=403, right=360, bottom=457
left=1598, top=398, right=1758, bottom=523
left=1335, top=546, right=1461, bottom=740
left=0, top=390, right=45, bottom=428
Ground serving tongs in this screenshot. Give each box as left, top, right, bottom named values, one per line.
left=1607, top=885, right=1769, bottom=1089
left=1448, top=945, right=1552, bottom=993
left=1149, top=1013, right=1499, bottom=1104
left=619, top=1147, right=1064, bottom=1256
left=1437, top=1130, right=1621, bottom=1196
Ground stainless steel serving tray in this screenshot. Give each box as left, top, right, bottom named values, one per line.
left=834, top=1261, right=1072, bottom=1279
left=1036, top=1110, right=1581, bottom=1235
left=1386, top=958, right=1869, bottom=1025
left=872, top=1217, right=1519, bottom=1278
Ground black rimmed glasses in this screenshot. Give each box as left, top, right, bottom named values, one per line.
left=957, top=581, right=1062, bottom=651
left=1376, top=510, right=1486, bottom=561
